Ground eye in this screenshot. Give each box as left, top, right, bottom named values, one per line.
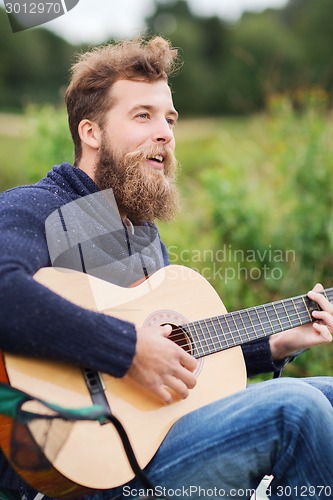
left=136, top=112, right=150, bottom=120
left=166, top=117, right=177, bottom=127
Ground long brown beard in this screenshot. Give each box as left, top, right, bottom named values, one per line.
left=94, top=141, right=180, bottom=224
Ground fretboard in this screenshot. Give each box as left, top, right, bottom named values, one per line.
left=181, top=288, right=333, bottom=359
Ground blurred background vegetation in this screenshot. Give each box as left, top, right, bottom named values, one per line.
left=0, top=0, right=332, bottom=378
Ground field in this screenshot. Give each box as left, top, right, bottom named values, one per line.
left=1, top=101, right=332, bottom=379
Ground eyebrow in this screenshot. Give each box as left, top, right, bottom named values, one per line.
left=129, top=104, right=179, bottom=120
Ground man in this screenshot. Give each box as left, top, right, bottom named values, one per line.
left=0, top=36, right=332, bottom=499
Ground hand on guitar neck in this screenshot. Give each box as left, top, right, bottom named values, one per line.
left=270, top=283, right=333, bottom=361
left=128, top=324, right=198, bottom=404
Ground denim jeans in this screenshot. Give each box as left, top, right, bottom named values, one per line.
left=83, top=376, right=333, bottom=500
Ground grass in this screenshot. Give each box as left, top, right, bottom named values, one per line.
left=0, top=111, right=43, bottom=190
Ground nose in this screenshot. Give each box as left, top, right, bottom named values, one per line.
left=152, top=118, right=174, bottom=145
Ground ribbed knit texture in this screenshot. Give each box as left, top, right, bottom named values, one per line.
left=0, top=163, right=282, bottom=494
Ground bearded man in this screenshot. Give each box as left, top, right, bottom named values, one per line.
left=0, top=36, right=333, bottom=500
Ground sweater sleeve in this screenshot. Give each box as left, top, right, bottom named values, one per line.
left=242, top=337, right=289, bottom=377
left=0, top=188, right=136, bottom=378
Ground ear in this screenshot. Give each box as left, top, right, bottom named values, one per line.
left=78, top=119, right=102, bottom=151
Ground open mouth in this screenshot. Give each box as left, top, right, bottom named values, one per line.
left=148, top=155, right=164, bottom=164
left=147, top=154, right=165, bottom=169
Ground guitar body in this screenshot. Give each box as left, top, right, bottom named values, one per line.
left=1, top=265, right=246, bottom=494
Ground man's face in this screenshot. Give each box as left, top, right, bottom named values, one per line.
left=94, top=79, right=180, bottom=223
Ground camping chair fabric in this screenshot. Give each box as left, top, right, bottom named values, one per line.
left=0, top=382, right=160, bottom=500
left=0, top=382, right=109, bottom=499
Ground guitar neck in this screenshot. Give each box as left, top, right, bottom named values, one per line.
left=183, top=288, right=333, bottom=359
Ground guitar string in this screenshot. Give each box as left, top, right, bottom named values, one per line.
left=169, top=298, right=322, bottom=343
left=171, top=317, right=324, bottom=356
left=159, top=289, right=333, bottom=354
left=172, top=297, right=319, bottom=340
left=169, top=309, right=309, bottom=354
left=169, top=308, right=316, bottom=356
left=176, top=289, right=333, bottom=343
left=166, top=290, right=333, bottom=355
left=172, top=305, right=319, bottom=349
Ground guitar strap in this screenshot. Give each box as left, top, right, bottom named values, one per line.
left=80, top=370, right=171, bottom=499
left=104, top=411, right=171, bottom=500
left=82, top=368, right=111, bottom=415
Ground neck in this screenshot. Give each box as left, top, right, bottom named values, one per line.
left=77, top=152, right=97, bottom=182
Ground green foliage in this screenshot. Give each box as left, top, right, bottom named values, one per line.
left=24, top=105, right=73, bottom=182
left=0, top=106, right=73, bottom=190
left=145, top=0, right=333, bottom=115
left=0, top=8, right=77, bottom=111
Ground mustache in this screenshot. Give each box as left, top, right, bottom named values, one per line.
left=123, top=145, right=178, bottom=175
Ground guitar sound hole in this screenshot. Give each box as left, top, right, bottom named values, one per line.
left=164, top=324, right=193, bottom=355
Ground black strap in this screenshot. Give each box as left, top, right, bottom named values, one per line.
left=105, top=412, right=171, bottom=500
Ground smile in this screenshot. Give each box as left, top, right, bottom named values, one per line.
left=147, top=155, right=165, bottom=170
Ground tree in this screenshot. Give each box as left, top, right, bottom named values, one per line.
left=0, top=7, right=77, bottom=110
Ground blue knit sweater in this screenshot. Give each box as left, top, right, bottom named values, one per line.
left=0, top=163, right=282, bottom=494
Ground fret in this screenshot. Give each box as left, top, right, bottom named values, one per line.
left=267, top=303, right=283, bottom=331
left=247, top=308, right=262, bottom=338
left=219, top=314, right=237, bottom=349
left=256, top=306, right=273, bottom=336
left=301, top=296, right=312, bottom=322
left=325, top=288, right=333, bottom=302
left=221, top=314, right=233, bottom=348
left=208, top=317, right=224, bottom=352
left=190, top=322, right=205, bottom=358
left=244, top=309, right=258, bottom=340
left=280, top=299, right=293, bottom=329
left=235, top=311, right=251, bottom=342
left=227, top=312, right=246, bottom=345
left=203, top=319, right=218, bottom=353
left=291, top=298, right=304, bottom=326
left=271, top=302, right=284, bottom=331
left=287, top=297, right=313, bottom=327
left=199, top=320, right=211, bottom=354
left=216, top=316, right=235, bottom=349
left=262, top=304, right=277, bottom=334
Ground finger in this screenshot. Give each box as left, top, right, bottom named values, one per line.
left=153, top=384, right=174, bottom=405
left=312, top=310, right=333, bottom=330
left=179, top=350, right=198, bottom=372
left=161, top=325, right=198, bottom=372
left=312, top=322, right=333, bottom=342
left=308, top=290, right=333, bottom=313
left=173, top=364, right=197, bottom=389
left=164, top=375, right=190, bottom=400
left=312, top=283, right=324, bottom=292
left=160, top=324, right=173, bottom=337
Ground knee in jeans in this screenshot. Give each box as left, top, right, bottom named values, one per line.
left=271, top=378, right=329, bottom=426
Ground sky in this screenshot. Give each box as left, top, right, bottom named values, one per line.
left=0, top=0, right=289, bottom=43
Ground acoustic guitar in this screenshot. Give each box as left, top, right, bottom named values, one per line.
left=0, top=265, right=331, bottom=498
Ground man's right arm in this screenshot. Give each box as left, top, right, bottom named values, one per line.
left=0, top=188, right=136, bottom=378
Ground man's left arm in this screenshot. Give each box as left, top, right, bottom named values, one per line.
left=270, top=283, right=333, bottom=362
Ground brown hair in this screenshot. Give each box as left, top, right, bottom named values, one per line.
left=65, top=36, right=179, bottom=164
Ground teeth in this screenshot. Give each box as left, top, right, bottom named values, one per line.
left=150, top=155, right=163, bottom=162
